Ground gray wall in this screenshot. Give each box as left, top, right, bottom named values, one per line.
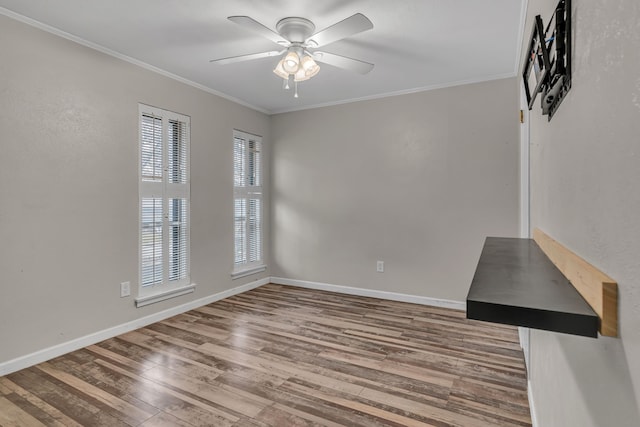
left=522, top=1, right=640, bottom=425
left=270, top=79, right=520, bottom=301
left=0, top=15, right=271, bottom=364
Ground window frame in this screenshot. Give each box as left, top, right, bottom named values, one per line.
left=137, top=104, right=193, bottom=306
left=232, top=129, right=265, bottom=278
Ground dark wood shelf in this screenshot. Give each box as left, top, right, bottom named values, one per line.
left=466, top=237, right=599, bottom=338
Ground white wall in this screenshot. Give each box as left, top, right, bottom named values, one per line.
left=0, top=15, right=271, bottom=365
left=270, top=79, right=520, bottom=302
left=522, top=1, right=640, bottom=425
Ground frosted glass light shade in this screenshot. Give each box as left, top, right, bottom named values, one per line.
left=273, top=59, right=289, bottom=79
left=282, top=51, right=300, bottom=73
left=294, top=55, right=320, bottom=82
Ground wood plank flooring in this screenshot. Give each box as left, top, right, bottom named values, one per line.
left=0, top=284, right=531, bottom=426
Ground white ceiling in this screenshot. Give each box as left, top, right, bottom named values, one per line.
left=0, top=0, right=526, bottom=114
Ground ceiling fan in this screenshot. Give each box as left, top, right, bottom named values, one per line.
left=210, top=13, right=374, bottom=97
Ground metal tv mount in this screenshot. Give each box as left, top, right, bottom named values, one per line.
left=522, top=0, right=571, bottom=121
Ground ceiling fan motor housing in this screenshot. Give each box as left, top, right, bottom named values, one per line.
left=276, top=17, right=315, bottom=43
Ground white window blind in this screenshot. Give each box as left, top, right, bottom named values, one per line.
left=233, top=130, right=263, bottom=273
left=141, top=197, right=163, bottom=287
left=139, top=105, right=190, bottom=296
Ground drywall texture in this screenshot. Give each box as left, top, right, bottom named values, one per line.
left=0, top=15, right=270, bottom=364
left=523, top=0, right=640, bottom=425
left=271, top=79, right=520, bottom=301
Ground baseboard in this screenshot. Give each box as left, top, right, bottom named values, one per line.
left=270, top=277, right=466, bottom=311
left=528, top=380, right=538, bottom=427
left=0, top=277, right=269, bottom=376
left=0, top=276, right=465, bottom=376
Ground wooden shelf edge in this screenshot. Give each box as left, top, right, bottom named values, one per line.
left=533, top=228, right=619, bottom=337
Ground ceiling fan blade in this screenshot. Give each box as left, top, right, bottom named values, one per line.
left=228, top=16, right=288, bottom=45
left=307, top=13, right=373, bottom=48
left=210, top=50, right=282, bottom=65
left=313, top=51, right=374, bottom=74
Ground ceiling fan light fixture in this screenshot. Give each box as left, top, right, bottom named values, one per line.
left=273, top=58, right=289, bottom=79
left=293, top=67, right=308, bottom=82
left=282, top=51, right=300, bottom=73
left=294, top=56, right=320, bottom=82
left=301, top=55, right=319, bottom=74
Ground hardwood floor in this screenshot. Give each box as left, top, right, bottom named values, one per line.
left=0, top=284, right=531, bottom=426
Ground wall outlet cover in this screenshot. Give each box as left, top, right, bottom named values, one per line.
left=120, top=281, right=131, bottom=297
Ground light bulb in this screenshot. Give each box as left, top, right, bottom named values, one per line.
left=282, top=51, right=300, bottom=73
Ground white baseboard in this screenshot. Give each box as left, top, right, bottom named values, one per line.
left=270, top=277, right=466, bottom=311
left=0, top=277, right=269, bottom=376
left=0, top=276, right=466, bottom=376
left=2, top=275, right=533, bottom=422
left=528, top=380, right=538, bottom=427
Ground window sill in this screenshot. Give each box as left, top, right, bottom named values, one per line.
left=231, top=265, right=266, bottom=280
left=135, top=283, right=196, bottom=308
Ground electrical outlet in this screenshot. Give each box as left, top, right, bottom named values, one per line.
left=120, top=281, right=131, bottom=297
left=376, top=261, right=384, bottom=273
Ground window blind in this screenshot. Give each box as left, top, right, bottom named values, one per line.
left=141, top=115, right=162, bottom=182
left=141, top=197, right=163, bottom=287
left=233, top=130, right=263, bottom=271
left=168, top=119, right=187, bottom=184
left=169, top=198, right=187, bottom=281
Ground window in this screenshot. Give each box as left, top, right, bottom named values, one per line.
left=137, top=105, right=193, bottom=306
left=233, top=130, right=265, bottom=278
